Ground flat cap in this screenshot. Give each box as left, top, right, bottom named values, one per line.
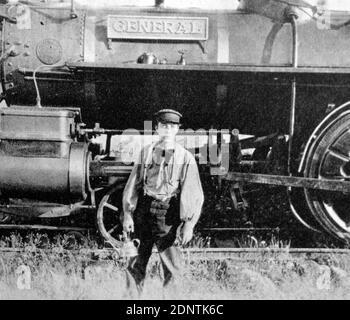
left=154, top=109, right=182, bottom=124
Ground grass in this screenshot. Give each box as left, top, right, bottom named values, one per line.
left=1, top=233, right=350, bottom=300
left=2, top=253, right=350, bottom=300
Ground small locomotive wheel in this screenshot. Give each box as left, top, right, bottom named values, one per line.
left=304, top=110, right=350, bottom=240
left=96, top=186, right=124, bottom=248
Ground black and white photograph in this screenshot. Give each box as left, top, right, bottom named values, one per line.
left=0, top=0, right=350, bottom=305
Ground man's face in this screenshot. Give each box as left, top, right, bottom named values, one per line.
left=156, top=121, right=179, bottom=141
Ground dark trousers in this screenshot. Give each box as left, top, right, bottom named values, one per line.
left=126, top=195, right=183, bottom=294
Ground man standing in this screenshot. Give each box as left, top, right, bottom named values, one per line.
left=122, top=109, right=204, bottom=295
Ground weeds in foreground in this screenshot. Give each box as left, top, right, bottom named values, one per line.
left=0, top=232, right=98, bottom=250
left=0, top=231, right=290, bottom=250
left=1, top=233, right=350, bottom=299
left=1, top=246, right=350, bottom=300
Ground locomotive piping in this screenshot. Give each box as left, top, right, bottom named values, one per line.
left=261, top=23, right=284, bottom=65
left=287, top=10, right=298, bottom=176
left=33, top=64, right=66, bottom=108
left=70, top=0, right=78, bottom=19
left=0, top=18, right=7, bottom=104
left=285, top=11, right=319, bottom=231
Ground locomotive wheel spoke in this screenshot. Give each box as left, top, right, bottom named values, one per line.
left=107, top=225, right=119, bottom=234
left=104, top=203, right=119, bottom=212
left=96, top=187, right=123, bottom=248
left=327, top=148, right=350, bottom=162
left=304, top=111, right=350, bottom=240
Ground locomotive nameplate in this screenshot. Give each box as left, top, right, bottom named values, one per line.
left=107, top=15, right=208, bottom=41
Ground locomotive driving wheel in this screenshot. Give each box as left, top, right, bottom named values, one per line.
left=304, top=110, right=350, bottom=241
left=96, top=185, right=124, bottom=248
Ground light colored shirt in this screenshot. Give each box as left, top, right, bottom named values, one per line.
left=122, top=141, right=204, bottom=227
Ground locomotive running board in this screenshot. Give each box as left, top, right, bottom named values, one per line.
left=222, top=172, right=350, bottom=193
left=67, top=62, right=350, bottom=75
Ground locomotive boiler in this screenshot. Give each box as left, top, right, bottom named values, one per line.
left=1, top=0, right=350, bottom=246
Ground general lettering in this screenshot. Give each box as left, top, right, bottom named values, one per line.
left=111, top=17, right=205, bottom=37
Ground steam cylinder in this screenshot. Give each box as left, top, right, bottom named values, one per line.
left=0, top=106, right=90, bottom=201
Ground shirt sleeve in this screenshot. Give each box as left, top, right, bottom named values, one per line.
left=179, top=154, right=204, bottom=228
left=122, top=150, right=144, bottom=217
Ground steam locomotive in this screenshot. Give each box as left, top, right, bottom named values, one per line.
left=1, top=0, right=350, bottom=246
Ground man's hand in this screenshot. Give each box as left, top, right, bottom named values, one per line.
left=180, top=221, right=194, bottom=246
left=123, top=214, right=134, bottom=233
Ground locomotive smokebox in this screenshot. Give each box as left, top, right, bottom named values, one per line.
left=0, top=106, right=91, bottom=202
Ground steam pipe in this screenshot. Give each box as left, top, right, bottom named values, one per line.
left=287, top=10, right=298, bottom=175
left=285, top=11, right=319, bottom=231
left=285, top=9, right=319, bottom=231
left=262, top=23, right=283, bottom=65
left=70, top=0, right=78, bottom=19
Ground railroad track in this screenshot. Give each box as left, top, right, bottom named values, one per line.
left=1, top=247, right=350, bottom=262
